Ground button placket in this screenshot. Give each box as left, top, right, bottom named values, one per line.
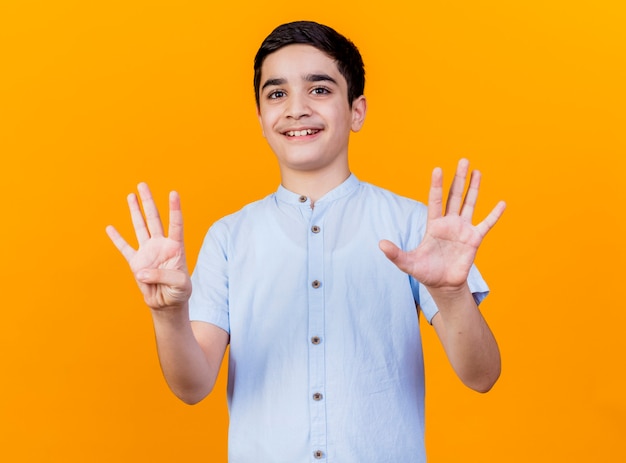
left=307, top=206, right=327, bottom=460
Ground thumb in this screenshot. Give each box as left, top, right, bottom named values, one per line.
left=379, top=239, right=401, bottom=262
left=379, top=239, right=414, bottom=276
left=136, top=268, right=191, bottom=290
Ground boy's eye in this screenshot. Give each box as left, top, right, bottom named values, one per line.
left=268, top=90, right=286, bottom=99
left=312, top=87, right=330, bottom=95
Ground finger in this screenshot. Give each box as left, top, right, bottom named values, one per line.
left=128, top=192, right=150, bottom=244
left=445, top=158, right=470, bottom=215
left=379, top=239, right=400, bottom=260
left=379, top=239, right=411, bottom=275
left=475, top=200, right=506, bottom=237
left=428, top=167, right=444, bottom=221
left=168, top=191, right=184, bottom=243
left=136, top=268, right=192, bottom=303
left=105, top=225, right=136, bottom=262
left=460, top=169, right=481, bottom=221
left=135, top=269, right=191, bottom=309
left=136, top=267, right=189, bottom=287
left=137, top=182, right=164, bottom=238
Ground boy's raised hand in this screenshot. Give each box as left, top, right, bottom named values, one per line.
left=106, top=183, right=192, bottom=311
left=380, top=159, right=506, bottom=292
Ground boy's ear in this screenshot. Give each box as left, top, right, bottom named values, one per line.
left=350, top=96, right=367, bottom=132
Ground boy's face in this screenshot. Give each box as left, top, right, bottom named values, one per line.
left=257, top=44, right=366, bottom=177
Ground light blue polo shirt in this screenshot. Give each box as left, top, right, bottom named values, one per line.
left=189, top=174, right=488, bottom=463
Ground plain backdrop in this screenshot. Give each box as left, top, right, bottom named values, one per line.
left=1, top=1, right=624, bottom=461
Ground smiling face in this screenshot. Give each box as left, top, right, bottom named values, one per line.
left=257, top=44, right=366, bottom=184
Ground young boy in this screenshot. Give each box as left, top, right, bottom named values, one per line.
left=106, top=20, right=505, bottom=462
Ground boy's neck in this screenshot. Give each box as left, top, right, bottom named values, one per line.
left=280, top=165, right=351, bottom=206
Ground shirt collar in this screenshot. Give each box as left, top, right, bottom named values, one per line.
left=275, top=173, right=360, bottom=206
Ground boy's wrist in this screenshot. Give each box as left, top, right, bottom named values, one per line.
left=426, top=283, right=473, bottom=310
left=150, top=302, right=190, bottom=326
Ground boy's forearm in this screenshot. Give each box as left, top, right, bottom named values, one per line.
left=429, top=284, right=501, bottom=393
left=150, top=303, right=220, bottom=404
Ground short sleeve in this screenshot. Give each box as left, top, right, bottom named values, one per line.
left=412, top=264, right=490, bottom=324
left=188, top=222, right=231, bottom=333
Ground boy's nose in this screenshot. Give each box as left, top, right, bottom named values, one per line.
left=286, top=94, right=311, bottom=119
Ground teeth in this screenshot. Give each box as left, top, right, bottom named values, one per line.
left=286, top=129, right=317, bottom=137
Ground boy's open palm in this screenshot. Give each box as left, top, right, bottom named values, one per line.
left=380, top=159, right=506, bottom=291
left=106, top=183, right=192, bottom=310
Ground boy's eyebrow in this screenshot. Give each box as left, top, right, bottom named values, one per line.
left=261, top=78, right=286, bottom=91
left=261, top=74, right=338, bottom=91
left=304, top=73, right=337, bottom=84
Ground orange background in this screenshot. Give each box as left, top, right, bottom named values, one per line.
left=1, top=1, right=625, bottom=461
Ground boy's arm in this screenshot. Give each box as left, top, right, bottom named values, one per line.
left=151, top=307, right=228, bottom=404
left=429, top=285, right=500, bottom=392
left=106, top=183, right=227, bottom=404
left=380, top=159, right=505, bottom=392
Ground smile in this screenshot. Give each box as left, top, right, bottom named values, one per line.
left=284, top=129, right=320, bottom=137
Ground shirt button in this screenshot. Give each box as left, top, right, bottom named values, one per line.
left=311, top=336, right=321, bottom=345
left=298, top=195, right=307, bottom=203
left=313, top=450, right=324, bottom=459
left=311, top=280, right=321, bottom=288
left=313, top=392, right=323, bottom=401
left=311, top=225, right=321, bottom=233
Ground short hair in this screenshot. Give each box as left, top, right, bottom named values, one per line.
left=254, top=21, right=365, bottom=107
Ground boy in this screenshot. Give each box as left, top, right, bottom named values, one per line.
left=106, top=20, right=505, bottom=462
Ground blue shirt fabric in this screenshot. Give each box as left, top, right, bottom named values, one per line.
left=189, top=174, right=488, bottom=463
